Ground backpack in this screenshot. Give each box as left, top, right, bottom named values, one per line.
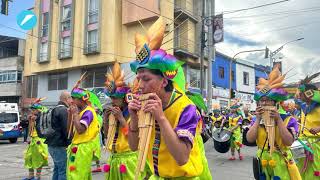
left=37, top=105, right=65, bottom=138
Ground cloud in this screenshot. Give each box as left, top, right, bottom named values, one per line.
left=215, top=0, right=320, bottom=83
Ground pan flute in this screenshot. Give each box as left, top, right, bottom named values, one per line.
left=135, top=94, right=155, bottom=180
left=262, top=106, right=276, bottom=155
left=106, top=114, right=117, bottom=150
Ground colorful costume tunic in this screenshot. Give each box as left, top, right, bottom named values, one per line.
left=228, top=114, right=243, bottom=150
left=296, top=103, right=320, bottom=179
left=92, top=114, right=103, bottom=162
left=256, top=114, right=300, bottom=180
left=67, top=106, right=100, bottom=180
left=104, top=110, right=144, bottom=180
left=148, top=90, right=203, bottom=179
left=24, top=128, right=48, bottom=169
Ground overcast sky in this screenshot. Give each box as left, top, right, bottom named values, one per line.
left=1, top=0, right=319, bottom=83
left=215, top=0, right=320, bottom=83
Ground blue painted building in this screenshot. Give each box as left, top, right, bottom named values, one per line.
left=254, top=64, right=270, bottom=86
left=212, top=52, right=236, bottom=90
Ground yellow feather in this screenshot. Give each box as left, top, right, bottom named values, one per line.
left=270, top=82, right=284, bottom=89
left=258, top=78, right=269, bottom=86
left=112, top=62, right=121, bottom=80
left=268, top=66, right=281, bottom=82
left=147, top=17, right=165, bottom=51
left=107, top=74, right=114, bottom=82
left=135, top=33, right=148, bottom=54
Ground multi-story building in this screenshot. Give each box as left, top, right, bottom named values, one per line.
left=211, top=51, right=270, bottom=109
left=24, top=0, right=175, bottom=106
left=0, top=35, right=24, bottom=104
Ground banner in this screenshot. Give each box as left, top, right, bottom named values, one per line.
left=213, top=14, right=224, bottom=44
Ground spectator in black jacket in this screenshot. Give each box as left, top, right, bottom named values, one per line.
left=45, top=91, right=72, bottom=180
left=20, top=113, right=29, bottom=143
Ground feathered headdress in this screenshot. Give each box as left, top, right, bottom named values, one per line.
left=71, top=73, right=102, bottom=111
left=105, top=62, right=130, bottom=98
left=30, top=97, right=48, bottom=112
left=230, top=99, right=241, bottom=109
left=212, top=103, right=220, bottom=113
left=254, top=64, right=290, bottom=102
left=297, top=72, right=320, bottom=102
left=130, top=17, right=186, bottom=92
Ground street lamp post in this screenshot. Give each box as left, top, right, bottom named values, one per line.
left=228, top=49, right=268, bottom=105
left=269, top=38, right=304, bottom=68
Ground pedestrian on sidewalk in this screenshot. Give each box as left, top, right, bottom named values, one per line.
left=45, top=91, right=72, bottom=180
left=21, top=112, right=29, bottom=143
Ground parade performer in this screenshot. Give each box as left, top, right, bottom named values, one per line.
left=67, top=84, right=102, bottom=180
left=247, top=65, right=301, bottom=180
left=128, top=17, right=206, bottom=179
left=295, top=72, right=320, bottom=179
left=211, top=103, right=226, bottom=129
left=228, top=100, right=243, bottom=160
left=102, top=62, right=146, bottom=179
left=23, top=98, right=49, bottom=180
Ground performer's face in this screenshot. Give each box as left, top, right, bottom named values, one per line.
left=258, top=96, right=275, bottom=106
left=111, top=97, right=124, bottom=108
left=136, top=69, right=167, bottom=96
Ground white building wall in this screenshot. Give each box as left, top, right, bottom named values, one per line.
left=236, top=62, right=255, bottom=94
left=38, top=69, right=81, bottom=106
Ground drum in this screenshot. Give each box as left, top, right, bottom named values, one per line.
left=242, top=127, right=257, bottom=147
left=290, top=140, right=307, bottom=161
left=212, top=128, right=231, bottom=153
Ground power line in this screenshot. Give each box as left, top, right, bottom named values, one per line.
left=216, top=0, right=290, bottom=15
left=0, top=23, right=135, bottom=59
left=225, top=6, right=320, bottom=19
left=234, top=20, right=320, bottom=37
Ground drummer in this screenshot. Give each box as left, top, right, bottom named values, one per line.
left=295, top=73, right=320, bottom=179
left=227, top=100, right=244, bottom=161
left=246, top=65, right=300, bottom=180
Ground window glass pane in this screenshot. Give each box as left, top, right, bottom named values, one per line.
left=42, top=12, right=49, bottom=37
left=189, top=67, right=200, bottom=88
left=219, top=67, right=224, bottom=79
left=40, top=42, right=48, bottom=61
left=87, top=30, right=98, bottom=52
left=17, top=72, right=22, bottom=81
left=62, top=5, right=71, bottom=20
left=32, top=76, right=38, bottom=98
left=61, top=36, right=71, bottom=57
left=82, top=71, right=94, bottom=88
left=94, top=69, right=105, bottom=87
left=58, top=73, right=68, bottom=90
left=88, top=0, right=98, bottom=24
left=48, top=74, right=58, bottom=90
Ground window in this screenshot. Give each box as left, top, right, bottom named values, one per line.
left=48, top=72, right=68, bottom=91
left=60, top=36, right=71, bottom=58
left=42, top=12, right=49, bottom=37
left=231, top=71, right=235, bottom=82
left=0, top=71, right=21, bottom=83
left=87, top=30, right=98, bottom=53
left=243, top=72, right=249, bottom=85
left=255, top=76, right=259, bottom=85
left=88, top=0, right=98, bottom=24
left=39, top=42, right=48, bottom=62
left=82, top=67, right=109, bottom=88
left=219, top=66, right=224, bottom=79
left=26, top=75, right=38, bottom=98
left=61, top=5, right=71, bottom=31
left=189, top=67, right=200, bottom=88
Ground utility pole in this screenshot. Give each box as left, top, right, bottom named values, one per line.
left=207, top=0, right=214, bottom=114
left=200, top=0, right=206, bottom=96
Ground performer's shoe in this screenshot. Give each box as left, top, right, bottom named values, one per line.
left=228, top=156, right=236, bottom=160
left=239, top=155, right=244, bottom=160
left=92, top=167, right=102, bottom=173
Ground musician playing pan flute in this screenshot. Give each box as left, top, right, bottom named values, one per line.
left=23, top=98, right=49, bottom=180
left=127, top=17, right=206, bottom=179
left=67, top=87, right=101, bottom=180
left=247, top=65, right=301, bottom=180
left=227, top=100, right=244, bottom=161
left=295, top=72, right=320, bottom=179
left=102, top=62, right=147, bottom=179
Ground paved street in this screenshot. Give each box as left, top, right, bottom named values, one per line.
left=0, top=138, right=257, bottom=180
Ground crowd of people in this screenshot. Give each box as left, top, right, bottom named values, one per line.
left=21, top=17, right=320, bottom=180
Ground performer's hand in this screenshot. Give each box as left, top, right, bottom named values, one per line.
left=128, top=94, right=141, bottom=121
left=309, top=127, right=320, bottom=135
left=30, top=115, right=37, bottom=122
left=112, top=107, right=124, bottom=121
left=143, top=93, right=165, bottom=122
left=255, top=106, right=264, bottom=121
left=270, top=109, right=281, bottom=122
left=69, top=105, right=79, bottom=116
